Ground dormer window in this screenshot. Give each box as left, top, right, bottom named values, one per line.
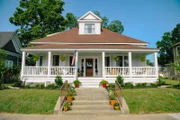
left=84, top=24, right=95, bottom=34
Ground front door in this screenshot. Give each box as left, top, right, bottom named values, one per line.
left=86, top=58, right=93, bottom=76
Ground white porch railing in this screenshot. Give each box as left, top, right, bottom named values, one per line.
left=105, top=67, right=156, bottom=77
left=24, top=66, right=48, bottom=76
left=51, top=66, right=75, bottom=76
left=24, top=66, right=75, bottom=76
left=105, top=67, right=129, bottom=76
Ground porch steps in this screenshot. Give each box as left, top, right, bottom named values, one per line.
left=63, top=88, right=121, bottom=115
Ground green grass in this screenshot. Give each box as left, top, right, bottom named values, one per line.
left=0, top=89, right=60, bottom=114
left=123, top=88, right=180, bottom=114
left=164, top=79, right=180, bottom=85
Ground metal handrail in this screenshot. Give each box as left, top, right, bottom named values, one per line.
left=115, top=80, right=123, bottom=106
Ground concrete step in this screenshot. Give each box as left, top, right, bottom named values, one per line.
left=63, top=110, right=121, bottom=115
left=74, top=96, right=108, bottom=100
left=72, top=100, right=109, bottom=105
left=71, top=104, right=113, bottom=110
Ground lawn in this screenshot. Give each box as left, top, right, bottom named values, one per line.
left=123, top=88, right=180, bottom=114
left=164, top=79, right=180, bottom=85
left=0, top=89, right=60, bottom=114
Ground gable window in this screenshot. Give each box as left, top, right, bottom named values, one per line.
left=84, top=24, right=95, bottom=34
left=53, top=55, right=59, bottom=66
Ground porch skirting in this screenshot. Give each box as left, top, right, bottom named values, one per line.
left=23, top=76, right=158, bottom=88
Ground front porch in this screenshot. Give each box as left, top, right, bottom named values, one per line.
left=21, top=49, right=158, bottom=87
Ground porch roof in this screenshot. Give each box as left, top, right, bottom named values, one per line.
left=22, top=44, right=158, bottom=52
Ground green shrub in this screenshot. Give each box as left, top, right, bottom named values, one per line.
left=108, top=83, right=115, bottom=91
left=46, top=83, right=57, bottom=89
left=55, top=76, right=63, bottom=86
left=157, top=76, right=165, bottom=86
left=0, top=81, right=5, bottom=90
left=135, top=83, right=147, bottom=88
left=13, top=80, right=23, bottom=87
left=150, top=83, right=158, bottom=88
left=124, top=82, right=134, bottom=89
left=173, top=84, right=180, bottom=89
left=35, top=84, right=45, bottom=89
left=25, top=84, right=31, bottom=88
left=116, top=75, right=124, bottom=85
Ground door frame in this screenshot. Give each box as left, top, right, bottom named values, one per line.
left=85, top=58, right=94, bottom=77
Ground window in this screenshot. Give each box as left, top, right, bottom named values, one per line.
left=39, top=56, right=43, bottom=66
left=105, top=57, right=110, bottom=67
left=116, top=56, right=128, bottom=67
left=5, top=60, right=13, bottom=68
left=53, top=55, right=59, bottom=66
left=177, top=46, right=180, bottom=56
left=84, top=24, right=95, bottom=34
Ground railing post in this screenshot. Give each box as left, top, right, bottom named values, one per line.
left=102, top=52, right=105, bottom=79
left=154, top=52, right=158, bottom=77
left=128, top=52, right=132, bottom=77
left=48, top=51, right=51, bottom=77
left=21, top=51, right=26, bottom=80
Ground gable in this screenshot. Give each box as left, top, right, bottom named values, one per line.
left=2, top=40, right=17, bottom=53
left=78, top=11, right=102, bottom=22
left=82, top=13, right=99, bottom=20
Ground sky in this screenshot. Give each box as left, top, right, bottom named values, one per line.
left=0, top=0, right=180, bottom=61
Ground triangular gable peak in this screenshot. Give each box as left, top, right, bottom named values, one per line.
left=78, top=11, right=102, bottom=22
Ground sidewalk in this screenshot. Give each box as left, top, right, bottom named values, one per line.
left=0, top=113, right=180, bottom=120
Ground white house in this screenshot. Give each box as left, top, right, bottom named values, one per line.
left=21, top=11, right=159, bottom=87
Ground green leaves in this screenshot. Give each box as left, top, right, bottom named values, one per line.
left=93, top=11, right=124, bottom=34
left=9, top=0, right=66, bottom=47
left=156, top=24, right=180, bottom=66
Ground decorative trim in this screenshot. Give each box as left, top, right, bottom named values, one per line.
left=78, top=11, right=102, bottom=22
left=4, top=50, right=21, bottom=57
left=22, top=48, right=159, bottom=52
left=30, top=42, right=149, bottom=46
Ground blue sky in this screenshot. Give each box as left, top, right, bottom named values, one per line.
left=0, top=0, right=180, bottom=61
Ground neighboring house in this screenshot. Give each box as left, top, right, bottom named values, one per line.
left=0, top=32, right=22, bottom=68
left=21, top=11, right=159, bottom=87
left=164, top=42, right=180, bottom=79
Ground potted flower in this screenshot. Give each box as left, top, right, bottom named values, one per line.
left=60, top=56, right=66, bottom=61
left=99, top=80, right=109, bottom=88
left=33, top=56, right=39, bottom=61
left=66, top=87, right=76, bottom=101
left=63, top=102, right=70, bottom=112
left=67, top=100, right=72, bottom=106
left=114, top=102, right=120, bottom=110
left=114, top=56, right=119, bottom=61
left=140, top=56, right=145, bottom=62
left=73, top=80, right=81, bottom=88
left=109, top=95, right=116, bottom=106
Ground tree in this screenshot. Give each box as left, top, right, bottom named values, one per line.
left=156, top=23, right=180, bottom=66
left=9, top=0, right=66, bottom=47
left=93, top=11, right=124, bottom=34
left=0, top=49, right=7, bottom=86
left=65, top=13, right=78, bottom=29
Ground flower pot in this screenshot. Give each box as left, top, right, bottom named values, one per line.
left=75, top=84, right=79, bottom=88
left=66, top=96, right=73, bottom=101
left=110, top=100, right=116, bottom=106
left=102, top=83, right=107, bottom=88
left=114, top=106, right=120, bottom=110
left=64, top=107, right=68, bottom=112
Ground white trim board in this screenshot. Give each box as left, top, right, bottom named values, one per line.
left=22, top=48, right=159, bottom=52
left=30, top=42, right=148, bottom=46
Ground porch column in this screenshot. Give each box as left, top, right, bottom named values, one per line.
left=154, top=52, right=158, bottom=77
left=75, top=51, right=78, bottom=80
left=128, top=52, right=132, bottom=77
left=102, top=52, right=105, bottom=79
left=21, top=51, right=26, bottom=80
left=48, top=51, right=51, bottom=77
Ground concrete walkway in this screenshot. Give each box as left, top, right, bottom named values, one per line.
left=0, top=113, right=180, bottom=120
